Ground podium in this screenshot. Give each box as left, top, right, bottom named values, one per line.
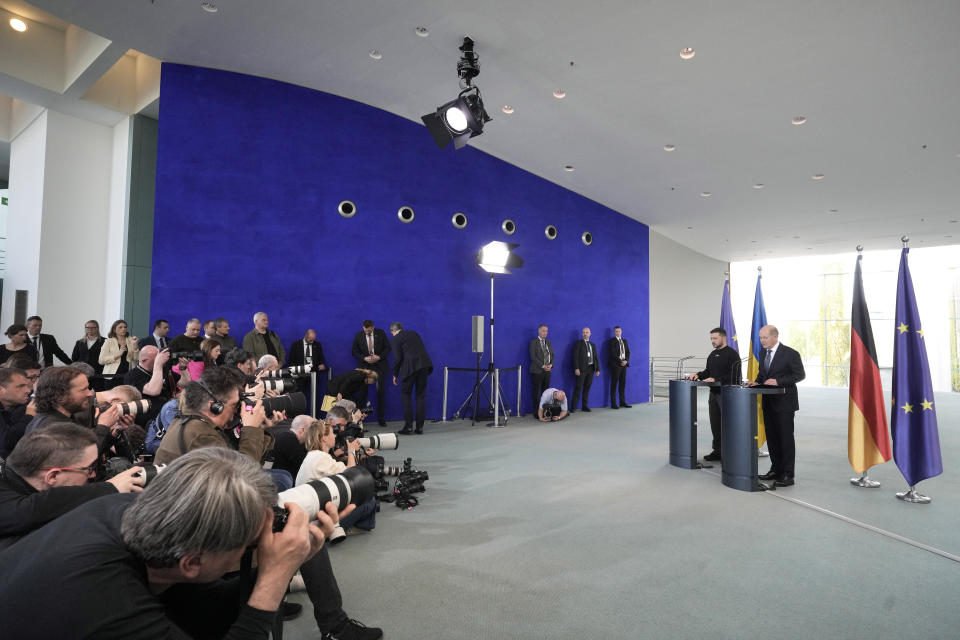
left=668, top=379, right=720, bottom=469
left=720, top=385, right=786, bottom=491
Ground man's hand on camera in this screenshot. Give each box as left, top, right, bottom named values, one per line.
left=156, top=348, right=171, bottom=368
left=241, top=399, right=267, bottom=427
left=177, top=357, right=190, bottom=370
left=106, top=466, right=145, bottom=493
left=351, top=409, right=364, bottom=424
left=247, top=378, right=265, bottom=400
left=346, top=439, right=361, bottom=453
left=249, top=504, right=318, bottom=613
left=263, top=410, right=286, bottom=427
left=96, top=404, right=121, bottom=429
left=552, top=415, right=560, bottom=421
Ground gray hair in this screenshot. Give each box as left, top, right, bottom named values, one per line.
left=257, top=354, right=279, bottom=370
left=253, top=312, right=267, bottom=323
left=389, top=322, right=403, bottom=332
left=291, top=414, right=313, bottom=433
left=333, top=398, right=357, bottom=414
left=71, top=361, right=96, bottom=379
left=121, top=448, right=275, bottom=568
left=186, top=318, right=201, bottom=328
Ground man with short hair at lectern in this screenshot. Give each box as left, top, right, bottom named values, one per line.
left=745, top=325, right=805, bottom=486
left=686, top=327, right=741, bottom=462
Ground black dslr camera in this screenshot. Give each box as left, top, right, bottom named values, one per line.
left=542, top=401, right=563, bottom=419
left=170, top=350, right=205, bottom=362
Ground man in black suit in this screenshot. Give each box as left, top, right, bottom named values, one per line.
left=71, top=320, right=106, bottom=375
left=25, top=316, right=71, bottom=369
left=528, top=325, right=554, bottom=416
left=571, top=327, right=600, bottom=413
left=746, top=325, right=805, bottom=486
left=288, top=328, right=327, bottom=398
left=606, top=326, right=632, bottom=410
left=351, top=320, right=391, bottom=427
left=137, top=319, right=171, bottom=351
left=389, top=323, right=432, bottom=435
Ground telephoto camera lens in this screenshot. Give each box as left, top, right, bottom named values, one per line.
left=259, top=391, right=307, bottom=417
left=117, top=399, right=151, bottom=416
left=133, top=464, right=166, bottom=486
left=356, top=433, right=399, bottom=451
left=260, top=378, right=296, bottom=392
left=275, top=466, right=375, bottom=541
left=260, top=365, right=311, bottom=379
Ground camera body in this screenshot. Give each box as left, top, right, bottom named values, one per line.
left=170, top=350, right=204, bottom=362
left=333, top=422, right=364, bottom=452
left=273, top=466, right=375, bottom=538
left=542, top=401, right=563, bottom=419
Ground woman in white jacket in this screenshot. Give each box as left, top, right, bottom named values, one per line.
left=99, top=319, right=139, bottom=375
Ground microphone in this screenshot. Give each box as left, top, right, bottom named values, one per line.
left=731, top=357, right=749, bottom=386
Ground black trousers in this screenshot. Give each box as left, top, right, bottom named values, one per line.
left=609, top=366, right=626, bottom=406
left=300, top=544, right=349, bottom=632
left=572, top=365, right=596, bottom=409
left=401, top=368, right=429, bottom=429
left=761, top=403, right=796, bottom=478
left=530, top=370, right=551, bottom=415
left=357, top=375, right=388, bottom=421
left=708, top=391, right=722, bottom=453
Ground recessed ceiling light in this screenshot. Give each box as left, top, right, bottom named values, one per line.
left=9, top=18, right=27, bottom=31
left=792, top=116, right=807, bottom=125
left=812, top=173, right=825, bottom=180
left=686, top=226, right=693, bottom=230
left=829, top=209, right=838, bottom=213
left=415, top=26, right=429, bottom=37
left=806, top=247, right=813, bottom=250
left=750, top=240, right=757, bottom=243
left=563, top=165, right=575, bottom=172
left=368, top=49, right=382, bottom=60
left=946, top=235, right=953, bottom=238
left=950, top=220, right=958, bottom=223
left=502, top=105, right=514, bottom=114
left=200, top=2, right=218, bottom=13
left=663, top=144, right=676, bottom=151
left=680, top=47, right=695, bottom=60
left=700, top=191, right=712, bottom=197
left=553, top=89, right=566, bottom=99
left=793, top=235, right=800, bottom=239
left=753, top=183, right=765, bottom=189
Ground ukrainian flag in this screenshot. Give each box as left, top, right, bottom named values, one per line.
left=747, top=273, right=768, bottom=447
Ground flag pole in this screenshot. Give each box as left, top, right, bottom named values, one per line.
left=849, top=245, right=883, bottom=488
left=756, top=266, right=770, bottom=458
left=893, top=235, right=934, bottom=503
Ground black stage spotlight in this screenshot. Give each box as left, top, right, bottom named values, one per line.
left=421, top=37, right=492, bottom=150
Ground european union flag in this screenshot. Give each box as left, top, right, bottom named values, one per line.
left=891, top=248, right=943, bottom=486
left=720, top=279, right=739, bottom=354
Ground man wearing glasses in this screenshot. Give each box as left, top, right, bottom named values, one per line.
left=0, top=423, right=143, bottom=550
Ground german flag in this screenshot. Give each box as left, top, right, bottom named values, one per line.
left=848, top=254, right=891, bottom=473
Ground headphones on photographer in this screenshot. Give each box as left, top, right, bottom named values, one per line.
left=195, top=380, right=225, bottom=415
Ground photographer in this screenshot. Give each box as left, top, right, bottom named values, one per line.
left=538, top=388, right=569, bottom=422
left=123, top=345, right=173, bottom=421
left=154, top=367, right=271, bottom=467
left=0, top=447, right=339, bottom=639
left=271, top=414, right=311, bottom=477
left=225, top=347, right=258, bottom=378
left=0, top=368, right=34, bottom=459
left=327, top=368, right=378, bottom=406
left=0, top=423, right=143, bottom=550
left=148, top=370, right=382, bottom=640
left=296, top=419, right=376, bottom=535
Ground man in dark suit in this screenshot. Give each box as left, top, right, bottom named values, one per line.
left=352, top=320, right=391, bottom=427
left=528, top=325, right=554, bottom=417
left=288, top=328, right=327, bottom=398
left=571, top=327, right=600, bottom=412
left=747, top=324, right=805, bottom=486
left=71, top=320, right=106, bottom=375
left=25, top=316, right=71, bottom=369
left=606, top=326, right=632, bottom=410
left=389, top=322, right=432, bottom=435
left=137, top=319, right=171, bottom=351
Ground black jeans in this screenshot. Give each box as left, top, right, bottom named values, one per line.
left=401, top=369, right=429, bottom=429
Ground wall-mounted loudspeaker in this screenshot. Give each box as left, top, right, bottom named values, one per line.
left=398, top=206, right=415, bottom=223
left=501, top=219, right=516, bottom=235
left=471, top=315, right=484, bottom=353
left=452, top=212, right=468, bottom=229
left=338, top=200, right=356, bottom=218
left=581, top=231, right=593, bottom=246
left=545, top=225, right=558, bottom=240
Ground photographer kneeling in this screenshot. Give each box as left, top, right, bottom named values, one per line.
left=0, top=423, right=144, bottom=550
left=0, top=447, right=336, bottom=639
left=538, top=388, right=569, bottom=422
left=297, top=419, right=377, bottom=537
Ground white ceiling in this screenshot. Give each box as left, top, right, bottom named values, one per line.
left=12, top=0, right=960, bottom=261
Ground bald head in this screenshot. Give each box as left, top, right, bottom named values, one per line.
left=139, top=345, right=159, bottom=369
left=758, top=325, right=780, bottom=349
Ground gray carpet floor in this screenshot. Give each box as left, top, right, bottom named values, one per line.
left=285, top=387, right=959, bottom=640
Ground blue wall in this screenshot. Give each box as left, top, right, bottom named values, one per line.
left=152, top=64, right=649, bottom=420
